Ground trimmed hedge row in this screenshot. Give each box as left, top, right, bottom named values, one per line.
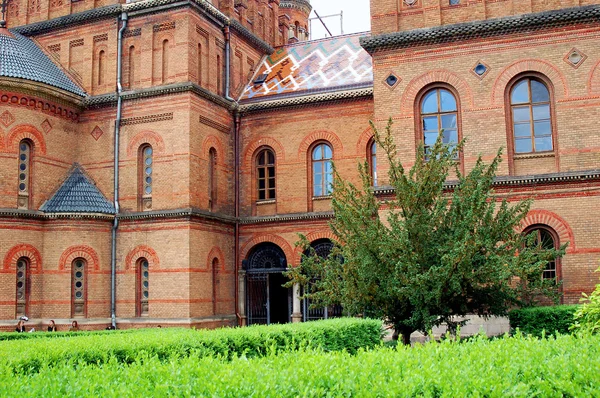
left=0, top=329, right=131, bottom=342
left=0, top=333, right=599, bottom=397
left=0, top=318, right=382, bottom=374
left=509, top=305, right=579, bottom=337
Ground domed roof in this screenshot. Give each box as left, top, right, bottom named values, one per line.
left=0, top=28, right=85, bottom=96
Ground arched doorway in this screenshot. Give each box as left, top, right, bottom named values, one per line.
left=302, top=239, right=344, bottom=321
left=244, top=242, right=291, bottom=325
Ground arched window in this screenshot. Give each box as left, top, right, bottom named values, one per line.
left=127, top=45, right=135, bottom=88
left=524, top=226, right=559, bottom=281
left=312, top=143, right=333, bottom=197
left=197, top=43, right=203, bottom=86
left=98, top=50, right=105, bottom=86
left=18, top=140, right=32, bottom=209
left=139, top=145, right=153, bottom=211
left=510, top=77, right=553, bottom=154
left=208, top=148, right=217, bottom=210
left=72, top=258, right=86, bottom=317
left=16, top=257, right=30, bottom=317
left=256, top=148, right=276, bottom=201
left=368, top=139, right=377, bottom=187
left=136, top=258, right=149, bottom=317
left=161, top=39, right=169, bottom=84
left=420, top=87, right=459, bottom=156
left=212, top=257, right=219, bottom=315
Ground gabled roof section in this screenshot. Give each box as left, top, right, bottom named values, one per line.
left=0, top=30, right=86, bottom=96
left=240, top=32, right=373, bottom=103
left=41, top=164, right=115, bottom=214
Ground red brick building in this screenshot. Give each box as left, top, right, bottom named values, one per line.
left=0, top=0, right=599, bottom=330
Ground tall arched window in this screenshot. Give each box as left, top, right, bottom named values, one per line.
left=208, top=148, right=217, bottom=210
left=72, top=258, right=86, bottom=317
left=420, top=87, right=459, bottom=155
left=139, top=145, right=153, bottom=211
left=312, top=143, right=333, bottom=197
left=16, top=257, right=30, bottom=317
left=212, top=257, right=219, bottom=315
left=256, top=148, right=276, bottom=201
left=18, top=140, right=32, bottom=209
left=510, top=77, right=553, bottom=154
left=368, top=139, right=377, bottom=187
left=161, top=39, right=169, bottom=84
left=98, top=50, right=105, bottom=86
left=527, top=227, right=559, bottom=280
left=197, top=43, right=203, bottom=86
left=128, top=45, right=135, bottom=88
left=136, top=258, right=149, bottom=317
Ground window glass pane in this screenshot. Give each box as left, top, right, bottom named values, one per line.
left=268, top=177, right=275, bottom=188
left=144, top=147, right=153, bottom=156
left=312, top=146, right=323, bottom=161
left=258, top=179, right=265, bottom=189
left=515, top=138, right=532, bottom=153
left=532, top=105, right=550, bottom=121
left=423, top=116, right=438, bottom=132
left=371, top=142, right=376, bottom=154
left=267, top=167, right=275, bottom=178
left=268, top=151, right=275, bottom=164
left=145, top=157, right=152, bottom=166
left=314, top=174, right=322, bottom=187
left=441, top=114, right=457, bottom=129
left=533, top=121, right=551, bottom=137
left=313, top=162, right=322, bottom=174
left=259, top=190, right=266, bottom=200
left=258, top=168, right=265, bottom=179
left=531, top=80, right=550, bottom=103
left=323, top=145, right=332, bottom=160
left=440, top=90, right=457, bottom=112
left=514, top=123, right=531, bottom=138
left=268, top=189, right=276, bottom=199
left=424, top=132, right=438, bottom=146
left=145, top=186, right=152, bottom=194
left=258, top=152, right=265, bottom=165
left=511, top=80, right=530, bottom=104
left=535, top=136, right=553, bottom=152
left=421, top=90, right=438, bottom=114
left=325, top=161, right=333, bottom=173
left=512, top=106, right=530, bottom=122
left=313, top=184, right=322, bottom=197
left=325, top=173, right=333, bottom=194
left=442, top=129, right=457, bottom=144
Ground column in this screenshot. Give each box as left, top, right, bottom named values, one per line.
left=292, top=283, right=302, bottom=323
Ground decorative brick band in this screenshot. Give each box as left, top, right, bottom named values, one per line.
left=126, top=130, right=166, bottom=158
left=153, top=21, right=176, bottom=33
left=125, top=245, right=160, bottom=271
left=0, top=92, right=80, bottom=122
left=297, top=130, right=344, bottom=161
left=58, top=245, right=101, bottom=271
left=69, top=38, right=84, bottom=48
left=93, top=33, right=108, bottom=42
left=6, top=124, right=47, bottom=155
left=121, top=113, right=173, bottom=126
left=199, top=115, right=230, bottom=134
left=123, top=27, right=142, bottom=38
left=3, top=244, right=42, bottom=271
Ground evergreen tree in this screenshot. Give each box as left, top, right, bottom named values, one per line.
left=287, top=119, right=566, bottom=344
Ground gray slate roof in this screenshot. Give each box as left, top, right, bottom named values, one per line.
left=0, top=30, right=85, bottom=96
left=41, top=164, right=115, bottom=214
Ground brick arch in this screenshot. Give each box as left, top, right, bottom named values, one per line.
left=207, top=246, right=225, bottom=271
left=298, top=130, right=344, bottom=161
left=201, top=135, right=226, bottom=166
left=520, top=210, right=575, bottom=253
left=58, top=245, right=100, bottom=271
left=125, top=245, right=160, bottom=270
left=293, top=230, right=337, bottom=265
left=492, top=59, right=568, bottom=106
left=356, top=127, right=374, bottom=155
left=126, top=131, right=166, bottom=158
left=401, top=70, right=474, bottom=115
left=7, top=124, right=47, bottom=155
left=0, top=128, right=5, bottom=152
left=242, top=137, right=285, bottom=170
left=3, top=244, right=42, bottom=271
left=240, top=234, right=295, bottom=267
left=587, top=59, right=600, bottom=94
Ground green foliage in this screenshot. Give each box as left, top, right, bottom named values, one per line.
left=571, top=268, right=600, bottom=334
left=287, top=119, right=566, bottom=343
left=1, top=333, right=599, bottom=396
left=509, top=305, right=579, bottom=337
left=0, top=329, right=131, bottom=342
left=0, top=318, right=381, bottom=374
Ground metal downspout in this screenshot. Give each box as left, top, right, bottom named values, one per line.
left=111, top=11, right=128, bottom=329
left=223, top=24, right=234, bottom=102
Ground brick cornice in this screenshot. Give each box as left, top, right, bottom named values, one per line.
left=239, top=211, right=334, bottom=225
left=360, top=5, right=600, bottom=53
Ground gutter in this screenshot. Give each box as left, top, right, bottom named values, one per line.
left=110, top=11, right=128, bottom=329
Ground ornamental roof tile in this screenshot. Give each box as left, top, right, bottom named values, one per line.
left=240, top=32, right=373, bottom=103
left=41, top=164, right=115, bottom=214
left=0, top=30, right=85, bottom=96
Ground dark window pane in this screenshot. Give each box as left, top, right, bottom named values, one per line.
left=511, top=80, right=530, bottom=104
left=440, top=89, right=457, bottom=112
left=268, top=189, right=275, bottom=199
left=515, top=138, right=532, bottom=153
left=267, top=167, right=275, bottom=178
left=422, top=90, right=438, bottom=114
left=513, top=106, right=530, bottom=122
left=19, top=183, right=26, bottom=191
left=20, top=164, right=26, bottom=171
left=258, top=179, right=265, bottom=189
left=258, top=168, right=265, bottom=179
left=532, top=105, right=550, bottom=121
left=531, top=80, right=550, bottom=103
left=20, top=154, right=26, bottom=161
left=258, top=152, right=265, bottom=165
left=535, top=136, right=553, bottom=152
left=268, top=151, right=275, bottom=164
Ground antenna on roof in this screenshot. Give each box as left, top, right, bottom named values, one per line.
left=309, top=9, right=344, bottom=40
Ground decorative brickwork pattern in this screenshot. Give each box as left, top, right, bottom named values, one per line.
left=58, top=245, right=101, bottom=271
left=127, top=131, right=166, bottom=158
left=520, top=210, right=576, bottom=254
left=207, top=246, right=226, bottom=271
left=0, top=111, right=15, bottom=128
left=242, top=136, right=286, bottom=170
left=240, top=234, right=295, bottom=267
left=3, top=244, right=42, bottom=271
left=297, top=130, right=344, bottom=160
left=0, top=93, right=79, bottom=121
left=125, top=246, right=160, bottom=271
left=6, top=124, right=46, bottom=154
left=121, top=113, right=173, bottom=126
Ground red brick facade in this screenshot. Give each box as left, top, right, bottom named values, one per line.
left=1, top=0, right=599, bottom=331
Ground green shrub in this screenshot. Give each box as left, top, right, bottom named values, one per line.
left=0, top=318, right=382, bottom=374
left=508, top=305, right=579, bottom=337
left=0, top=329, right=132, bottom=342
left=572, top=274, right=600, bottom=334
left=0, top=333, right=599, bottom=397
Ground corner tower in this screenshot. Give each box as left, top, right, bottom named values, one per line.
left=279, top=0, right=311, bottom=43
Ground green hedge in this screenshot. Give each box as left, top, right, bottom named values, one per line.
left=0, top=333, right=599, bottom=396
left=0, top=329, right=131, bottom=342
left=0, top=318, right=382, bottom=374
left=509, top=305, right=579, bottom=337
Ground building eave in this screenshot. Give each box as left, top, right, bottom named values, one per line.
left=360, top=4, right=600, bottom=53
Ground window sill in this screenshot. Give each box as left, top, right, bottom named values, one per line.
left=312, top=195, right=332, bottom=201
left=514, top=152, right=555, bottom=160
left=256, top=200, right=276, bottom=205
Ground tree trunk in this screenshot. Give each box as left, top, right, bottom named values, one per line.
left=393, top=325, right=413, bottom=345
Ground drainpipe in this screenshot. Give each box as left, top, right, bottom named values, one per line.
left=234, top=112, right=241, bottom=326
left=223, top=24, right=234, bottom=102
left=111, top=11, right=128, bottom=329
